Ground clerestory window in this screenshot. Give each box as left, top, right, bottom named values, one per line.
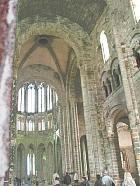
left=38, top=84, right=45, bottom=112
left=130, top=0, right=140, bottom=23
left=38, top=119, right=46, bottom=131
left=100, top=31, right=110, bottom=63
left=27, top=84, right=35, bottom=113
left=26, top=120, right=35, bottom=131
left=17, top=83, right=58, bottom=113
left=18, top=86, right=25, bottom=112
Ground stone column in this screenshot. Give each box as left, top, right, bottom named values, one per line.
left=66, top=101, right=74, bottom=172
left=105, top=117, right=123, bottom=185
left=69, top=99, right=82, bottom=177
left=79, top=65, right=104, bottom=181
left=59, top=103, right=71, bottom=172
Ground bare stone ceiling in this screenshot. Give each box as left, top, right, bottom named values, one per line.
left=18, top=0, right=106, bottom=33
left=19, top=36, right=72, bottom=79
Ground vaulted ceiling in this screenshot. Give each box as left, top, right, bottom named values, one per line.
left=18, top=0, right=107, bottom=34
left=17, top=0, right=107, bottom=86
left=19, top=35, right=72, bottom=76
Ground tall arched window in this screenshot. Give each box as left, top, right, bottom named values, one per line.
left=38, top=119, right=45, bottom=131
left=27, top=151, right=35, bottom=176
left=38, top=84, right=45, bottom=112
left=27, top=84, right=35, bottom=113
left=42, top=120, right=45, bottom=130
left=17, top=118, right=24, bottom=131
left=50, top=88, right=52, bottom=110
left=17, top=119, right=21, bottom=131
left=100, top=31, right=110, bottom=63
left=18, top=87, right=25, bottom=112
left=47, top=86, right=50, bottom=111
left=26, top=120, right=34, bottom=131
left=47, top=86, right=53, bottom=111
left=130, top=0, right=140, bottom=22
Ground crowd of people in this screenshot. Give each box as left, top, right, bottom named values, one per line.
left=13, top=170, right=137, bottom=186
left=52, top=170, right=137, bottom=186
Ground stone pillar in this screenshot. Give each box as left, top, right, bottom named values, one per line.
left=108, top=0, right=140, bottom=183
left=59, top=103, right=71, bottom=172
left=79, top=65, right=104, bottom=181
left=66, top=101, right=74, bottom=172
left=69, top=99, right=82, bottom=177
left=9, top=77, right=17, bottom=185
left=105, top=117, right=123, bottom=185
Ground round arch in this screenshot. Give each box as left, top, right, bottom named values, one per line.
left=107, top=106, right=138, bottom=180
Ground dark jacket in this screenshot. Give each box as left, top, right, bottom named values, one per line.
left=95, top=178, right=103, bottom=186
left=64, top=175, right=71, bottom=185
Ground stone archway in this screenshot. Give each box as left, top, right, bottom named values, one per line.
left=15, top=16, right=92, bottom=69
left=117, top=122, right=137, bottom=177
left=13, top=15, right=94, bottom=181
left=27, top=144, right=35, bottom=178
left=108, top=106, right=138, bottom=183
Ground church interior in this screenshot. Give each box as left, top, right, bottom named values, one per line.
left=0, top=0, right=140, bottom=186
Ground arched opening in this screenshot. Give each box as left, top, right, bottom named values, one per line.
left=17, top=144, right=25, bottom=180
left=113, top=69, right=120, bottom=88
left=106, top=78, right=112, bottom=94
left=117, top=122, right=137, bottom=177
left=27, top=145, right=35, bottom=177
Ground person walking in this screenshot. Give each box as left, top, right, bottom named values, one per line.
left=102, top=170, right=115, bottom=186
left=27, top=178, right=32, bottom=186
left=52, top=172, right=60, bottom=186
left=64, top=172, right=71, bottom=186
left=94, top=174, right=102, bottom=186
left=122, top=172, right=136, bottom=186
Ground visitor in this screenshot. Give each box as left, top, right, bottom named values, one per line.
left=122, top=172, right=136, bottom=186
left=74, top=171, right=79, bottom=183
left=13, top=177, right=18, bottom=186
left=52, top=172, right=60, bottom=186
left=94, top=174, right=102, bottom=186
left=27, top=178, right=32, bottom=186
left=80, top=176, right=90, bottom=186
left=102, top=170, right=115, bottom=186
left=36, top=180, right=39, bottom=186
left=64, top=172, right=71, bottom=186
